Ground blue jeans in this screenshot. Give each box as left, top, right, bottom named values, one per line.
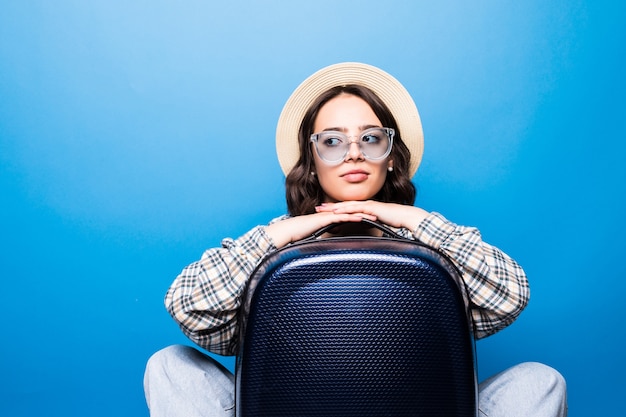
left=144, top=345, right=567, bottom=417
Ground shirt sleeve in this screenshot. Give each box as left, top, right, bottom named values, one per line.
left=410, top=212, right=530, bottom=339
left=165, top=225, right=276, bottom=355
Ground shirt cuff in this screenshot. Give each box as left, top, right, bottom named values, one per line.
left=221, top=225, right=277, bottom=268
left=412, top=212, right=457, bottom=249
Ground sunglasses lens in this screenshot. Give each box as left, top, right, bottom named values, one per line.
left=312, top=128, right=393, bottom=163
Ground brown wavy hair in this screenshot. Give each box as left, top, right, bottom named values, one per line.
left=285, top=84, right=416, bottom=216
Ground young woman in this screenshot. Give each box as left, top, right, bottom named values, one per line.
left=144, top=63, right=567, bottom=417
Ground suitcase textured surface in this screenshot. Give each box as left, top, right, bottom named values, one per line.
left=236, top=232, right=477, bottom=417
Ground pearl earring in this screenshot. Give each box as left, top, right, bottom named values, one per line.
left=388, top=166, right=394, bottom=172
left=311, top=172, right=316, bottom=176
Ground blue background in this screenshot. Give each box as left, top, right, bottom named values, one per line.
left=1, top=1, right=624, bottom=415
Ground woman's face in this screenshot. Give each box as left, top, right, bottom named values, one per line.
left=312, top=93, right=393, bottom=203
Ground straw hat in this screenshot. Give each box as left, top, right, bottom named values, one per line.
left=275, top=62, right=423, bottom=177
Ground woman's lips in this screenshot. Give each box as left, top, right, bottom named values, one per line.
left=341, top=170, right=369, bottom=183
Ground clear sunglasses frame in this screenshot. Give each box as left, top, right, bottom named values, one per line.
left=310, top=127, right=395, bottom=165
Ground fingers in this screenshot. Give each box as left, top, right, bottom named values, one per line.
left=315, top=201, right=377, bottom=215
left=269, top=204, right=392, bottom=248
left=312, top=201, right=428, bottom=232
left=316, top=201, right=402, bottom=229
left=286, top=212, right=374, bottom=244
left=298, top=211, right=376, bottom=237
left=316, top=208, right=377, bottom=223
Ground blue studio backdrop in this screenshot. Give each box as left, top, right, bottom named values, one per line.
left=1, top=1, right=624, bottom=416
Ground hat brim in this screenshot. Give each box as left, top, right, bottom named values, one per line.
left=276, top=62, right=423, bottom=177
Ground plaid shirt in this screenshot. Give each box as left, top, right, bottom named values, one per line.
left=165, top=212, right=529, bottom=355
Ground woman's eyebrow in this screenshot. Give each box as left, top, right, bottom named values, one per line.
left=319, top=124, right=381, bottom=133
left=359, top=124, right=381, bottom=131
left=320, top=127, right=347, bottom=133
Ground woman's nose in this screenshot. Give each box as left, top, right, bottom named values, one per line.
left=345, top=139, right=364, bottom=161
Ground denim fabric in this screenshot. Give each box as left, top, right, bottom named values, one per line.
left=144, top=345, right=567, bottom=417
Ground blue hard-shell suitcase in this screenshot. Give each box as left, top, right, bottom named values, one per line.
left=235, top=220, right=477, bottom=416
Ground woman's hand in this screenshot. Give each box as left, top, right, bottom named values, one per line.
left=265, top=210, right=377, bottom=249
left=315, top=201, right=429, bottom=232
left=266, top=201, right=429, bottom=249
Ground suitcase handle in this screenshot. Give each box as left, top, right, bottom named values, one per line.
left=306, top=218, right=403, bottom=241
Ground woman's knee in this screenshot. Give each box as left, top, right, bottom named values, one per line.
left=144, top=345, right=235, bottom=416
left=146, top=344, right=192, bottom=375
left=479, top=362, right=567, bottom=417
left=145, top=344, right=234, bottom=387
left=513, top=362, right=567, bottom=395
